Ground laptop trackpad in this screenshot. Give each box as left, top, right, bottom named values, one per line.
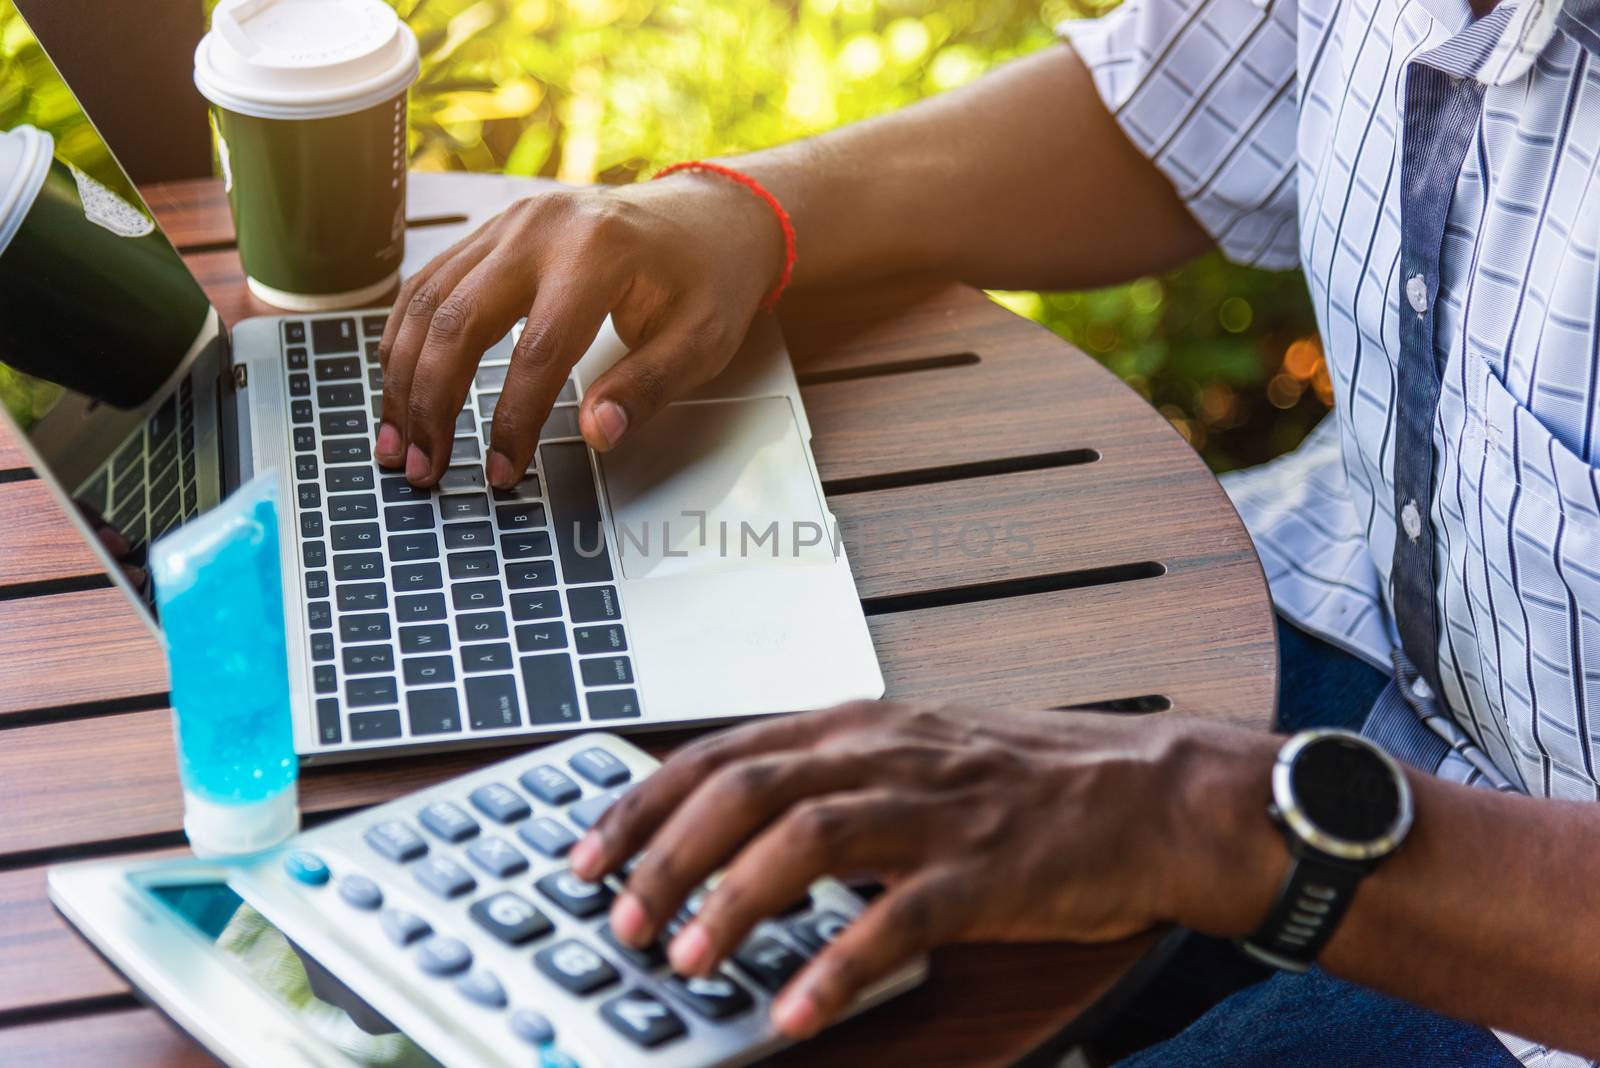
left=598, top=398, right=833, bottom=581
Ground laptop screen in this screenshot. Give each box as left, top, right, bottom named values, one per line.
left=0, top=1, right=226, bottom=569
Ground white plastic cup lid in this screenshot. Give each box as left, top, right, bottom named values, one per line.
left=194, top=0, right=420, bottom=121
left=0, top=125, right=53, bottom=262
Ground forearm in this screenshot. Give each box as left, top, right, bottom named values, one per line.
left=721, top=43, right=1213, bottom=292
left=1173, top=736, right=1600, bottom=1056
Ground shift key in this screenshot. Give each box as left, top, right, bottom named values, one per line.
left=539, top=443, right=611, bottom=583
left=521, top=654, right=580, bottom=725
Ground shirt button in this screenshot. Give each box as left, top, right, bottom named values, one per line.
left=1405, top=274, right=1429, bottom=315
left=1411, top=677, right=1434, bottom=702
left=1401, top=499, right=1423, bottom=541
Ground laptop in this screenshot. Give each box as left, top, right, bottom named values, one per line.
left=0, top=22, right=883, bottom=763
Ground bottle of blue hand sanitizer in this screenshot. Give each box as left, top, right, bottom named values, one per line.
left=150, top=472, right=299, bottom=856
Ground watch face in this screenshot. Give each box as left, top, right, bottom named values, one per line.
left=1289, top=736, right=1401, bottom=843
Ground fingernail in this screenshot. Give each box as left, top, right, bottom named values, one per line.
left=405, top=443, right=430, bottom=483
left=376, top=422, right=401, bottom=462
left=486, top=449, right=515, bottom=489
left=594, top=400, right=628, bottom=449
left=569, top=832, right=602, bottom=878
left=772, top=987, right=820, bottom=1038
left=610, top=892, right=650, bottom=946
left=669, top=921, right=711, bottom=975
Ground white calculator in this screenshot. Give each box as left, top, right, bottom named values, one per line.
left=49, top=733, right=927, bottom=1067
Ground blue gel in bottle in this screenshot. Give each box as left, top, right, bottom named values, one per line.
left=151, top=471, right=299, bottom=855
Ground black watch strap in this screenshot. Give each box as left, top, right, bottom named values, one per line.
left=1238, top=854, right=1364, bottom=972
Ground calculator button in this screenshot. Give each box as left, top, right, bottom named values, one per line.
left=456, top=969, right=509, bottom=1009
left=569, top=747, right=630, bottom=788
left=470, top=891, right=554, bottom=945
left=665, top=972, right=754, bottom=1020
left=467, top=836, right=529, bottom=878
left=599, top=922, right=667, bottom=970
left=419, top=801, right=479, bottom=843
left=539, top=1049, right=580, bottom=1068
left=509, top=1009, right=556, bottom=1047
left=732, top=935, right=806, bottom=992
left=534, top=939, right=618, bottom=995
left=790, top=910, right=851, bottom=952
left=417, top=935, right=473, bottom=977
left=414, top=855, right=477, bottom=899
left=568, top=790, right=624, bottom=831
left=366, top=821, right=427, bottom=862
left=380, top=908, right=431, bottom=947
left=536, top=871, right=614, bottom=918
left=599, top=989, right=686, bottom=1048
left=519, top=764, right=580, bottom=805
left=517, top=816, right=577, bottom=859
left=338, top=874, right=383, bottom=911
left=470, top=783, right=531, bottom=824
left=284, top=851, right=330, bottom=886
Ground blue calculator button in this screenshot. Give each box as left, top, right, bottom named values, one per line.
left=568, top=789, right=624, bottom=830
left=470, top=783, right=531, bottom=824
left=418, top=801, right=480, bottom=843
left=414, top=854, right=477, bottom=899
left=569, top=747, right=631, bottom=788
left=466, top=835, right=529, bottom=878
left=456, top=969, right=509, bottom=1009
left=517, top=816, right=577, bottom=858
left=380, top=908, right=432, bottom=947
left=338, top=874, right=383, bottom=910
left=284, top=851, right=330, bottom=886
left=509, top=1008, right=556, bottom=1046
left=519, top=764, right=580, bottom=805
left=365, top=820, right=428, bottom=862
left=417, top=935, right=473, bottom=977
left=540, top=1048, right=581, bottom=1068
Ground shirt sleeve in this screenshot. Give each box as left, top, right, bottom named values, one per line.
left=1059, top=0, right=1302, bottom=269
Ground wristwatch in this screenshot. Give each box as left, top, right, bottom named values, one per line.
left=1239, top=729, right=1413, bottom=972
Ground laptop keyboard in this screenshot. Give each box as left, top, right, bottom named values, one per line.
left=76, top=375, right=202, bottom=554
left=283, top=313, right=640, bottom=750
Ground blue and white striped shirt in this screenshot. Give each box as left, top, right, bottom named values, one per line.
left=1065, top=0, right=1600, bottom=1060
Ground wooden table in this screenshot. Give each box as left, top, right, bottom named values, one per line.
left=0, top=172, right=1278, bottom=1066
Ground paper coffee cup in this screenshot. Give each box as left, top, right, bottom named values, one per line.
left=0, top=125, right=53, bottom=261
left=194, top=0, right=420, bottom=312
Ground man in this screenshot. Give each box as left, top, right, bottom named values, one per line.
left=374, top=0, right=1600, bottom=1058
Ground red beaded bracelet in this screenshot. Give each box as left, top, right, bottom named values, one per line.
left=653, top=160, right=796, bottom=312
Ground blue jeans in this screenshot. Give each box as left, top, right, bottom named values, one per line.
left=1096, top=619, right=1519, bottom=1067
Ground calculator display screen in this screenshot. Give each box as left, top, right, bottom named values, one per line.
left=150, top=882, right=442, bottom=1068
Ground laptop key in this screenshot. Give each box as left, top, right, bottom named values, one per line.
left=292, top=400, right=314, bottom=424
left=285, top=321, right=307, bottom=344
left=337, top=583, right=388, bottom=611
left=327, top=493, right=378, bottom=522
left=304, top=570, right=329, bottom=598
left=542, top=442, right=612, bottom=583
left=342, top=644, right=394, bottom=675
left=387, top=532, right=440, bottom=561
left=574, top=625, right=626, bottom=654
left=348, top=677, right=399, bottom=708
left=331, top=523, right=380, bottom=552
left=289, top=372, right=311, bottom=397
left=295, top=455, right=319, bottom=481
left=326, top=466, right=375, bottom=493
left=315, top=356, right=362, bottom=381
left=381, top=476, right=427, bottom=502
left=293, top=426, right=316, bottom=451
left=396, top=593, right=447, bottom=621
left=298, top=484, right=322, bottom=510
left=313, top=666, right=336, bottom=694
left=580, top=656, right=634, bottom=687
left=567, top=585, right=620, bottom=623
left=511, top=591, right=560, bottom=621
left=308, top=602, right=333, bottom=630
left=452, top=581, right=504, bottom=611
left=320, top=409, right=367, bottom=436
left=496, top=503, right=545, bottom=529
left=444, top=521, right=493, bottom=550
left=323, top=437, right=371, bottom=464
left=311, top=317, right=358, bottom=355
left=462, top=642, right=513, bottom=673
left=521, top=654, right=580, bottom=725
left=440, top=493, right=489, bottom=520
left=341, top=616, right=392, bottom=646
left=315, top=697, right=341, bottom=744
left=384, top=503, right=433, bottom=531
left=456, top=611, right=508, bottom=641
left=310, top=632, right=335, bottom=662
left=588, top=689, right=642, bottom=720
left=408, top=688, right=461, bottom=735
left=334, top=551, right=384, bottom=581
left=439, top=466, right=486, bottom=493
left=286, top=345, right=308, bottom=370
left=559, top=380, right=578, bottom=403
left=448, top=550, right=497, bottom=578
left=455, top=409, right=475, bottom=434
left=541, top=406, right=580, bottom=440
left=361, top=314, right=387, bottom=336
left=318, top=383, right=362, bottom=408
left=451, top=437, right=480, bottom=462
left=392, top=562, right=443, bottom=591
left=508, top=560, right=557, bottom=590
left=475, top=365, right=508, bottom=391
left=465, top=674, right=521, bottom=729
left=500, top=531, right=552, bottom=560
left=403, top=655, right=454, bottom=685
left=301, top=513, right=325, bottom=539
left=492, top=475, right=541, bottom=501
left=515, top=622, right=567, bottom=652
left=349, top=709, right=402, bottom=740
left=303, top=540, right=327, bottom=568
left=398, top=624, right=449, bottom=654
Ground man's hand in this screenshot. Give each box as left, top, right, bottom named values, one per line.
left=375, top=176, right=785, bottom=488
left=568, top=701, right=1282, bottom=1039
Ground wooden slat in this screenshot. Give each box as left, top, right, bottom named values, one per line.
left=0, top=863, right=151, bottom=1017
left=0, top=418, right=29, bottom=472
left=0, top=1009, right=215, bottom=1068
left=0, top=588, right=166, bottom=716
left=0, top=480, right=109, bottom=589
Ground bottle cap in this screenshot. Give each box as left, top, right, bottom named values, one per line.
left=184, top=784, right=301, bottom=858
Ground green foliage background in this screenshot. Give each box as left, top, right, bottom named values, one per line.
left=0, top=0, right=1326, bottom=468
